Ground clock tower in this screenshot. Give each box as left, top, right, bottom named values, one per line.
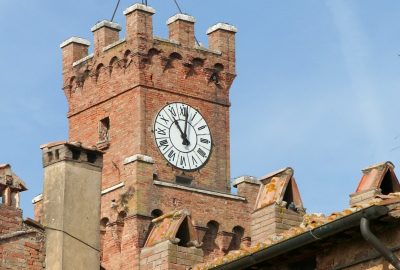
left=59, top=3, right=258, bottom=269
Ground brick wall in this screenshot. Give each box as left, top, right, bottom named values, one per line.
left=0, top=205, right=45, bottom=269
left=0, top=204, right=23, bottom=234
left=251, top=204, right=303, bottom=245
left=140, top=240, right=203, bottom=270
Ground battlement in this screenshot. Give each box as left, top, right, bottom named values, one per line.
left=60, top=3, right=237, bottom=116
left=61, top=3, right=236, bottom=70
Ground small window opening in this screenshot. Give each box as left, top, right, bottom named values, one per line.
left=47, top=151, right=53, bottom=162
left=283, top=180, right=296, bottom=211
left=176, top=217, right=191, bottom=247
left=380, top=171, right=399, bottom=195
left=55, top=149, right=60, bottom=160
left=153, top=173, right=158, bottom=181
left=203, top=221, right=219, bottom=256
left=176, top=175, right=193, bottom=186
left=151, top=209, right=163, bottom=218
left=71, top=149, right=81, bottom=160
left=99, top=117, right=110, bottom=142
left=229, top=226, right=244, bottom=251
left=87, top=152, right=97, bottom=164
left=100, top=217, right=109, bottom=232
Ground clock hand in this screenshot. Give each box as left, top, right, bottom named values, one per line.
left=173, top=118, right=190, bottom=145
left=183, top=108, right=189, bottom=138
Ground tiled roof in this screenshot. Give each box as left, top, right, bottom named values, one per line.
left=193, top=193, right=400, bottom=270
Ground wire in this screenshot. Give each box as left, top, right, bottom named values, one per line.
left=173, top=0, right=183, bottom=13
left=111, top=0, right=121, bottom=22
left=172, top=0, right=201, bottom=47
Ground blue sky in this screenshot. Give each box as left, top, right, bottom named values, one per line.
left=1, top=1, right=400, bottom=217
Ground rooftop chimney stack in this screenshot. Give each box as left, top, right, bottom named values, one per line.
left=167, top=14, right=196, bottom=47
left=91, top=20, right=122, bottom=55
left=41, top=142, right=103, bottom=270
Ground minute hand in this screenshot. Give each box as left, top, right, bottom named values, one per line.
left=183, top=109, right=189, bottom=137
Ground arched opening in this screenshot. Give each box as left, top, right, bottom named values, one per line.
left=109, top=56, right=119, bottom=75
left=214, top=63, right=224, bottom=72
left=151, top=209, right=163, bottom=218
left=148, top=48, right=160, bottom=58
left=380, top=170, right=400, bottom=195
left=283, top=179, right=296, bottom=211
left=228, top=226, right=244, bottom=251
left=170, top=52, right=182, bottom=60
left=192, top=57, right=204, bottom=68
left=203, top=221, right=219, bottom=256
left=100, top=217, right=109, bottom=232
left=175, top=217, right=191, bottom=247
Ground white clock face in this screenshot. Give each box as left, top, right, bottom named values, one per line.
left=154, top=102, right=212, bottom=171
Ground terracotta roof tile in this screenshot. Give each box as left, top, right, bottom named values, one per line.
left=193, top=193, right=400, bottom=270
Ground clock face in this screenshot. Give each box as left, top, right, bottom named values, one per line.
left=154, top=102, right=212, bottom=171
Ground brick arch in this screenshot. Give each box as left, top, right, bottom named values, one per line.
left=228, top=225, right=244, bottom=251
left=202, top=220, right=220, bottom=258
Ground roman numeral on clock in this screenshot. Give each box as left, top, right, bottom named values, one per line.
left=156, top=128, right=167, bottom=136
left=180, top=155, right=187, bottom=167
left=200, top=138, right=210, bottom=144
left=197, top=148, right=207, bottom=158
left=159, top=139, right=169, bottom=150
left=160, top=115, right=169, bottom=125
left=168, top=107, right=177, bottom=117
left=168, top=149, right=176, bottom=160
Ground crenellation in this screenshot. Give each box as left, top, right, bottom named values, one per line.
left=167, top=14, right=196, bottom=47
left=91, top=20, right=122, bottom=56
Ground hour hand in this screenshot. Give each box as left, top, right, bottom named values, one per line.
left=173, top=119, right=190, bottom=145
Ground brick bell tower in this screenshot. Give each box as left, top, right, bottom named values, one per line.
left=60, top=3, right=258, bottom=269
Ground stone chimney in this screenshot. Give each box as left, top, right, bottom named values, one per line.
left=350, top=161, right=400, bottom=206
left=251, top=167, right=305, bottom=245
left=41, top=141, right=103, bottom=270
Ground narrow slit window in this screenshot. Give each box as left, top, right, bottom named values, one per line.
left=99, top=117, right=110, bottom=142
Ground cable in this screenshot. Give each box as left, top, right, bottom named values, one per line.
left=111, top=0, right=121, bottom=22
left=173, top=0, right=183, bottom=13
